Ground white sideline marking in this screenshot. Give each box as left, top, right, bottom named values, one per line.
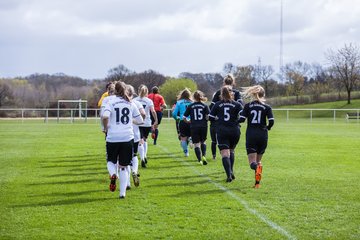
left=159, top=145, right=297, bottom=240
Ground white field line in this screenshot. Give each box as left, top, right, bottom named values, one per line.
left=159, top=145, right=297, bottom=240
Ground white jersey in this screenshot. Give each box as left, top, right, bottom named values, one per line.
left=100, top=95, right=116, bottom=131
left=132, top=99, right=144, bottom=143
left=103, top=96, right=142, bottom=142
left=133, top=96, right=154, bottom=127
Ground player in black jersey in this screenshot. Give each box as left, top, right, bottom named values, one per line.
left=183, top=90, right=210, bottom=165
left=239, top=85, right=274, bottom=188
left=209, top=86, right=243, bottom=182
left=209, top=74, right=244, bottom=160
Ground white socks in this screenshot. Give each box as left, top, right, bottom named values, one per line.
left=131, top=155, right=138, bottom=173
left=107, top=162, right=117, bottom=177
left=119, top=167, right=128, bottom=197
left=138, top=144, right=145, bottom=161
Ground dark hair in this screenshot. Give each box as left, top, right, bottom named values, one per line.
left=223, top=74, right=235, bottom=86
left=151, top=86, right=159, bottom=94
left=115, top=81, right=130, bottom=101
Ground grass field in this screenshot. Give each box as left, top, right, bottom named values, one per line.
left=0, top=118, right=359, bottom=239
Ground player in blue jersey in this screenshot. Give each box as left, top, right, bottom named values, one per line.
left=209, top=86, right=243, bottom=182
left=209, top=74, right=244, bottom=160
left=172, top=88, right=193, bottom=157
left=239, top=85, right=274, bottom=188
left=183, top=90, right=210, bottom=165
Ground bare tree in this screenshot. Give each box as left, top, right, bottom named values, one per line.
left=0, top=80, right=13, bottom=107
left=283, top=61, right=311, bottom=104
left=233, top=65, right=256, bottom=87
left=326, top=43, right=360, bottom=104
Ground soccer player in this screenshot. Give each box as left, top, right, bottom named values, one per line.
left=183, top=90, right=210, bottom=165
left=102, top=81, right=143, bottom=199
left=134, top=85, right=158, bottom=168
left=209, top=86, right=243, bottom=182
left=100, top=82, right=115, bottom=132
left=97, top=82, right=113, bottom=107
left=239, top=85, right=274, bottom=188
left=148, top=86, right=167, bottom=145
left=126, top=84, right=146, bottom=188
left=172, top=88, right=193, bottom=157
left=209, top=74, right=244, bottom=160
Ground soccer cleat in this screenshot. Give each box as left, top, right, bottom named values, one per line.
left=119, top=195, right=125, bottom=199
left=109, top=174, right=117, bottom=192
left=184, top=150, right=189, bottom=157
left=226, top=177, right=232, bottom=183
left=126, top=186, right=131, bottom=190
left=255, top=163, right=263, bottom=183
left=198, top=160, right=203, bottom=165
left=202, top=156, right=208, bottom=165
left=144, top=157, right=148, bottom=164
left=254, top=183, right=260, bottom=189
left=231, top=173, right=236, bottom=180
left=132, top=172, right=140, bottom=187
left=141, top=160, right=146, bottom=168
left=188, top=137, right=194, bottom=149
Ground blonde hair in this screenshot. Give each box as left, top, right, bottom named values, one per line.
left=177, top=88, right=191, bottom=101
left=138, top=84, right=148, bottom=98
left=241, top=85, right=266, bottom=103
left=126, top=84, right=135, bottom=98
left=193, top=90, right=207, bottom=102
left=221, top=86, right=234, bottom=102
left=115, top=81, right=130, bottom=101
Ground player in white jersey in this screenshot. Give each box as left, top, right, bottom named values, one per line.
left=126, top=84, right=145, bottom=189
left=133, top=85, right=158, bottom=168
left=102, top=81, right=143, bottom=199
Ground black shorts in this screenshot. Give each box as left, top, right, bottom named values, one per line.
left=133, top=141, right=139, bottom=155
left=191, top=126, right=207, bottom=144
left=210, top=123, right=217, bottom=143
left=216, top=127, right=240, bottom=150
left=151, top=111, right=163, bottom=125
left=246, top=127, right=268, bottom=154
left=179, top=120, right=191, bottom=138
left=106, top=140, right=134, bottom=166
left=139, top=126, right=152, bottom=139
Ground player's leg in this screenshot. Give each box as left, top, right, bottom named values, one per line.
left=118, top=140, right=134, bottom=199
left=106, top=142, right=118, bottom=192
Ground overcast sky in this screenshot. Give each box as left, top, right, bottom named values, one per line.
left=0, top=0, right=359, bottom=80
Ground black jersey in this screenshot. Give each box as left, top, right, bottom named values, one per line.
left=209, top=88, right=244, bottom=110
left=239, top=101, right=274, bottom=130
left=209, top=100, right=242, bottom=128
left=183, top=102, right=210, bottom=128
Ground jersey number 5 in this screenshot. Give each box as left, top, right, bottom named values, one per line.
left=114, top=107, right=130, bottom=124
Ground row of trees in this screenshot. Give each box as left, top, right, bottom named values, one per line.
left=0, top=43, right=359, bottom=109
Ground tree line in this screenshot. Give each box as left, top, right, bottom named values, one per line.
left=0, top=43, right=359, bottom=111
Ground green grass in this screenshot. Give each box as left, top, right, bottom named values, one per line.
left=0, top=119, right=359, bottom=239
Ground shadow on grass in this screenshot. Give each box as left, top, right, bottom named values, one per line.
left=168, top=187, right=247, bottom=197
left=12, top=197, right=114, bottom=208
left=43, top=171, right=107, bottom=178
left=27, top=178, right=104, bottom=186
left=40, top=162, right=100, bottom=168
left=28, top=189, right=107, bottom=198
left=145, top=179, right=211, bottom=188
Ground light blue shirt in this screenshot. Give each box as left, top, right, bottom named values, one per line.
left=172, top=99, right=192, bottom=121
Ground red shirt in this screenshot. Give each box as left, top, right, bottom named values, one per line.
left=148, top=93, right=165, bottom=112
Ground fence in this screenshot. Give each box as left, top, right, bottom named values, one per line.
left=0, top=108, right=359, bottom=123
